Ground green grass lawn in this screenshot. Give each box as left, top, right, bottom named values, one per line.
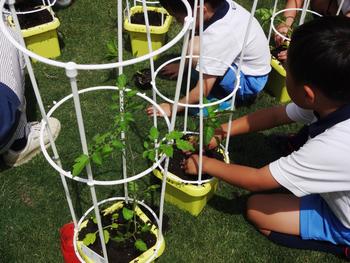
left=0, top=0, right=346, bottom=262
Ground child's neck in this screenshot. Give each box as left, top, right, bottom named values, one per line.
left=315, top=101, right=347, bottom=119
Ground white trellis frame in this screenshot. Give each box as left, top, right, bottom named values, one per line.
left=0, top=0, right=192, bottom=261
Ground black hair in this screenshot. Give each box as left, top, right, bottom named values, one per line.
left=287, top=16, right=350, bottom=102
left=159, top=0, right=224, bottom=16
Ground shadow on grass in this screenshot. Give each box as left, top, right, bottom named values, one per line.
left=208, top=192, right=250, bottom=215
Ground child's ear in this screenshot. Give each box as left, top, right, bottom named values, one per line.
left=303, top=85, right=316, bottom=105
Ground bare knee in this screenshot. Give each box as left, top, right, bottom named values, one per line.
left=246, top=195, right=264, bottom=227
left=246, top=194, right=270, bottom=236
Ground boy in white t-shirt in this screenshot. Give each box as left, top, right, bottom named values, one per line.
left=146, top=0, right=271, bottom=117
left=184, top=16, right=350, bottom=258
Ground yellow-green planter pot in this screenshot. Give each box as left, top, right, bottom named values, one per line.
left=154, top=147, right=229, bottom=216
left=124, top=6, right=172, bottom=60
left=265, top=57, right=291, bottom=103
left=21, top=17, right=61, bottom=59
left=77, top=201, right=165, bottom=263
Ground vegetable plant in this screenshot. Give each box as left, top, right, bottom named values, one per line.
left=72, top=74, right=194, bottom=255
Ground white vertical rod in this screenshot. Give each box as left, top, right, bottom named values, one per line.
left=169, top=30, right=191, bottom=129
left=197, top=0, right=204, bottom=184
left=8, top=1, right=78, bottom=226
left=183, top=0, right=198, bottom=133
left=141, top=0, right=159, bottom=162
left=118, top=0, right=129, bottom=202
left=65, top=62, right=109, bottom=262
left=267, top=0, right=279, bottom=42
left=141, top=0, right=156, bottom=126
left=159, top=31, right=191, bottom=232
left=159, top=29, right=191, bottom=233
left=299, top=0, right=310, bottom=25
left=225, top=0, right=259, bottom=153
left=126, top=0, right=131, bottom=23
left=337, top=0, right=345, bottom=15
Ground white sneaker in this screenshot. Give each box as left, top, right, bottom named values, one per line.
left=3, top=117, right=61, bottom=167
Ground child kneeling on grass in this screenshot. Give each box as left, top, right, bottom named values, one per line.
left=184, top=16, right=350, bottom=259
left=146, top=0, right=271, bottom=117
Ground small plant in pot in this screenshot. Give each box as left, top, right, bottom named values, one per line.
left=77, top=183, right=162, bottom=263
left=123, top=5, right=172, bottom=59
left=72, top=74, right=192, bottom=261
left=144, top=101, right=232, bottom=216
left=255, top=7, right=293, bottom=103
left=6, top=1, right=61, bottom=59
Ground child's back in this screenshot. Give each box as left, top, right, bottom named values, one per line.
left=200, top=1, right=270, bottom=77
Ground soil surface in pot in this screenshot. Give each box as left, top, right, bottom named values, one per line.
left=130, top=11, right=167, bottom=26
left=134, top=68, right=152, bottom=90
left=78, top=203, right=157, bottom=263
left=14, top=3, right=54, bottom=29
left=165, top=135, right=225, bottom=182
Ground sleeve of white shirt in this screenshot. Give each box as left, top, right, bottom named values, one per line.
left=285, top=103, right=316, bottom=124
left=269, top=122, right=350, bottom=196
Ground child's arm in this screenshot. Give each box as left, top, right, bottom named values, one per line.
left=146, top=74, right=217, bottom=116
left=185, top=155, right=280, bottom=191
left=211, top=105, right=294, bottom=147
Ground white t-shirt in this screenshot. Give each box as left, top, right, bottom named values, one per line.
left=269, top=103, right=350, bottom=229
left=196, top=0, right=271, bottom=77
left=337, top=0, right=350, bottom=15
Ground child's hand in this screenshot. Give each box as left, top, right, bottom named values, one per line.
left=183, top=154, right=200, bottom=175
left=208, top=128, right=225, bottom=149
left=183, top=154, right=208, bottom=175
left=146, top=103, right=172, bottom=117
left=274, top=24, right=290, bottom=47
left=277, top=49, right=288, bottom=62
left=160, top=63, right=180, bottom=80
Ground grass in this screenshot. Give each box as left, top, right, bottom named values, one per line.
left=0, top=0, right=346, bottom=262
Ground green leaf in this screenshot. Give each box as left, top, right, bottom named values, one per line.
left=122, top=207, right=134, bottom=221
left=176, top=139, right=195, bottom=152
left=92, top=217, right=97, bottom=224
left=135, top=239, right=148, bottom=252
left=111, top=235, right=125, bottom=243
left=166, top=130, right=183, bottom=140
left=110, top=103, right=119, bottom=110
left=143, top=141, right=149, bottom=149
left=147, top=184, right=160, bottom=191
left=128, top=181, right=139, bottom=193
left=141, top=224, right=151, bottom=233
left=112, top=140, right=124, bottom=150
left=160, top=144, right=173, bottom=157
left=111, top=223, right=119, bottom=229
left=142, top=150, right=149, bottom=159
left=204, top=126, right=215, bottom=146
left=83, top=233, right=96, bottom=246
left=91, top=152, right=102, bottom=165
left=72, top=154, right=89, bottom=177
left=148, top=150, right=156, bottom=161
left=102, top=145, right=113, bottom=154
left=126, top=90, right=138, bottom=98
left=149, top=126, right=159, bottom=141
left=117, top=74, right=127, bottom=88
left=103, top=230, right=110, bottom=244
left=112, top=213, right=119, bottom=220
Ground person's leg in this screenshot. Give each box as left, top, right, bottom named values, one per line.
left=310, top=0, right=338, bottom=16
left=246, top=194, right=349, bottom=258
left=246, top=193, right=300, bottom=236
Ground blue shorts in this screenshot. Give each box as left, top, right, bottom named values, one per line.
left=300, top=194, right=350, bottom=246
left=219, top=63, right=269, bottom=98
